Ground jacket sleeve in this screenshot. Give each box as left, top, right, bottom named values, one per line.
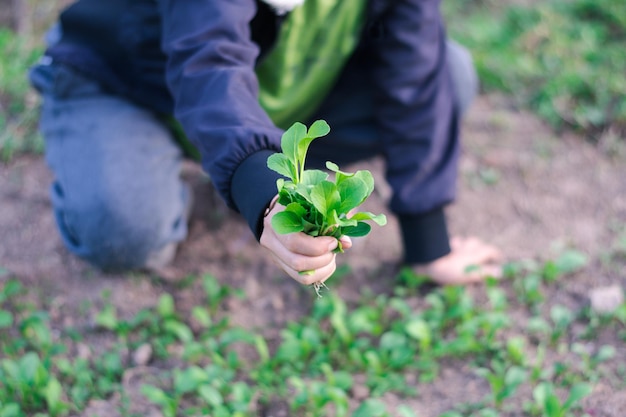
left=369, top=0, right=460, bottom=263
left=157, top=0, right=283, bottom=238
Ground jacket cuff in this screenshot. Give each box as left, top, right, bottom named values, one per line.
left=399, top=207, right=451, bottom=264
left=231, top=150, right=281, bottom=240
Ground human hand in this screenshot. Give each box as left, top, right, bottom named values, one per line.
left=413, top=236, right=503, bottom=285
left=260, top=197, right=353, bottom=286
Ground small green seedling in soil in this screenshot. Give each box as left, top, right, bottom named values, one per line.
left=476, top=359, right=527, bottom=409
left=267, top=120, right=387, bottom=295
left=531, top=381, right=592, bottom=417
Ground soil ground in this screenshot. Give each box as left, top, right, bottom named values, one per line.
left=1, top=93, right=625, bottom=416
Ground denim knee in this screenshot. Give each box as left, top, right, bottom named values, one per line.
left=51, top=181, right=186, bottom=272
left=32, top=61, right=189, bottom=273
left=447, top=40, right=479, bottom=116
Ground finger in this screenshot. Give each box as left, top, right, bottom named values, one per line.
left=306, top=261, right=337, bottom=286
left=261, top=224, right=332, bottom=262
left=262, top=232, right=336, bottom=276
left=280, top=232, right=338, bottom=256
left=274, top=255, right=337, bottom=285
left=266, top=236, right=336, bottom=273
left=339, top=236, right=353, bottom=250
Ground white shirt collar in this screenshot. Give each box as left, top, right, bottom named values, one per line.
left=262, top=0, right=305, bottom=15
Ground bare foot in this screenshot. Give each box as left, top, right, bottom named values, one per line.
left=412, top=236, right=503, bottom=285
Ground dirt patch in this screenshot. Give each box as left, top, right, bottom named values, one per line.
left=1, top=94, right=625, bottom=416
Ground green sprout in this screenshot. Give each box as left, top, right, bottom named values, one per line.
left=267, top=120, right=387, bottom=294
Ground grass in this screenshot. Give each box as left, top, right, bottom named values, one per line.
left=444, top=0, right=626, bottom=141
left=0, top=29, right=44, bottom=161
left=0, top=250, right=624, bottom=416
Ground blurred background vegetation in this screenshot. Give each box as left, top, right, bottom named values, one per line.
left=443, top=0, right=626, bottom=142
left=0, top=0, right=67, bottom=161
left=0, top=0, right=625, bottom=161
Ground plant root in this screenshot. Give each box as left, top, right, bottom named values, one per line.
left=313, top=281, right=328, bottom=298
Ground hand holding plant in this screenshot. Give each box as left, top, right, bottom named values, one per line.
left=261, top=202, right=351, bottom=291
left=262, top=120, right=386, bottom=295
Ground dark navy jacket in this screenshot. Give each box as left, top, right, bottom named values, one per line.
left=45, top=0, right=459, bottom=263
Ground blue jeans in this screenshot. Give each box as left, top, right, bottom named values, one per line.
left=30, top=63, right=189, bottom=271
left=30, top=41, right=477, bottom=272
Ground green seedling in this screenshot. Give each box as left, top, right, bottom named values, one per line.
left=352, top=398, right=390, bottom=417
left=476, top=360, right=527, bottom=409
left=3, top=246, right=623, bottom=416
left=141, top=384, right=179, bottom=417
left=288, top=363, right=351, bottom=417
left=549, top=304, right=575, bottom=346
left=531, top=381, right=592, bottom=417
left=143, top=364, right=254, bottom=417
left=542, top=249, right=588, bottom=283
left=0, top=352, right=68, bottom=416
left=267, top=120, right=386, bottom=295
left=202, top=274, right=233, bottom=313
left=0, top=279, right=21, bottom=331
left=571, top=343, right=615, bottom=383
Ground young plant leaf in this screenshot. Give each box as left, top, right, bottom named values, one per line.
left=307, top=119, right=331, bottom=138
left=296, top=120, right=330, bottom=178
left=271, top=211, right=304, bottom=234
left=350, top=211, right=387, bottom=226
left=297, top=120, right=330, bottom=161
left=267, top=153, right=296, bottom=180
left=353, top=170, right=375, bottom=197
left=563, top=382, right=592, bottom=410
left=337, top=176, right=369, bottom=213
left=301, top=169, right=329, bottom=186
left=284, top=202, right=307, bottom=218
left=341, top=222, right=371, bottom=237
left=295, top=183, right=315, bottom=205
left=281, top=121, right=307, bottom=172
left=310, top=180, right=340, bottom=218
left=326, top=161, right=355, bottom=184
left=337, top=216, right=358, bottom=228
left=302, top=218, right=321, bottom=236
